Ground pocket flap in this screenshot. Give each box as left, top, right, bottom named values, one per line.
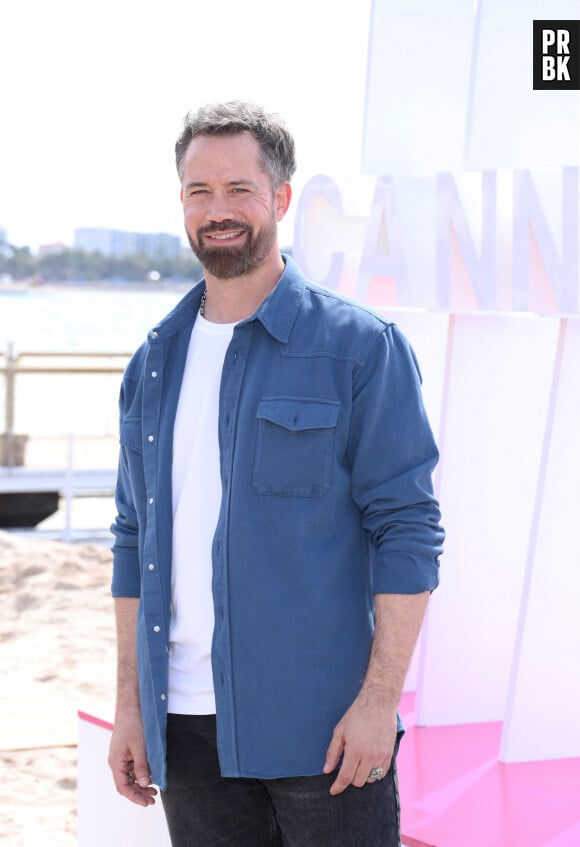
left=120, top=418, right=142, bottom=451
left=257, top=397, right=339, bottom=432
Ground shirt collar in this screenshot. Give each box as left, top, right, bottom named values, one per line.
left=239, top=254, right=306, bottom=344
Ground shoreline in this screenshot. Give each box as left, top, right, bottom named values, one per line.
left=0, top=278, right=193, bottom=294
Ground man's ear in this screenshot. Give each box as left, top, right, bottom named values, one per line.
left=275, top=182, right=292, bottom=222
left=180, top=186, right=184, bottom=203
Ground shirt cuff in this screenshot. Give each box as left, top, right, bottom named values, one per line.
left=111, top=546, right=141, bottom=597
left=372, top=552, right=440, bottom=594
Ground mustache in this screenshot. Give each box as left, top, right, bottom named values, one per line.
left=197, top=220, right=250, bottom=236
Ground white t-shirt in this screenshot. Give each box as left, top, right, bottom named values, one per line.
left=168, top=313, right=236, bottom=714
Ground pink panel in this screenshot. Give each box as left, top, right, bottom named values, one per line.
left=399, top=693, right=580, bottom=847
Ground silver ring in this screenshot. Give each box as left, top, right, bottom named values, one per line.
left=368, top=766, right=383, bottom=781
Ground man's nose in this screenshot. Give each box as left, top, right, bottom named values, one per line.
left=206, top=191, right=235, bottom=223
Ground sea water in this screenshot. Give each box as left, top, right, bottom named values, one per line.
left=0, top=284, right=188, bottom=353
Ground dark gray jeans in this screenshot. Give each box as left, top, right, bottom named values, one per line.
left=161, top=714, right=401, bottom=847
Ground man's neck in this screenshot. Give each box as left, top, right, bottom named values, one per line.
left=201, top=251, right=285, bottom=324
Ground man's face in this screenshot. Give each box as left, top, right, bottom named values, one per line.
left=180, top=133, right=288, bottom=279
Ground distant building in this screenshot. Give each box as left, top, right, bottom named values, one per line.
left=74, top=228, right=181, bottom=260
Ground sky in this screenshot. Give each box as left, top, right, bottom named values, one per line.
left=1, top=0, right=372, bottom=250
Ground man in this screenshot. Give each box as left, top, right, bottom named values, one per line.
left=109, top=100, right=444, bottom=846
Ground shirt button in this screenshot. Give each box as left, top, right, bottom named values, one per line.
left=153, top=625, right=160, bottom=633
left=148, top=435, right=154, bottom=442
left=149, top=497, right=154, bottom=505
left=148, top=563, right=155, bottom=571
left=160, top=693, right=166, bottom=701
left=151, top=371, right=158, bottom=378
left=152, top=331, right=159, bottom=338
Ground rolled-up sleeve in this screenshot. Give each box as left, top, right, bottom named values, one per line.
left=348, top=323, right=444, bottom=594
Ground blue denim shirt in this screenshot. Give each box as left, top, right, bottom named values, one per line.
left=111, top=256, right=443, bottom=789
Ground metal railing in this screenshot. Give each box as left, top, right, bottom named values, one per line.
left=0, top=343, right=131, bottom=466
left=0, top=343, right=133, bottom=538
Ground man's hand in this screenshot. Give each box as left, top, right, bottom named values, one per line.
left=108, top=708, right=157, bottom=807
left=323, top=592, right=430, bottom=795
left=110, top=597, right=155, bottom=806
left=323, top=690, right=398, bottom=795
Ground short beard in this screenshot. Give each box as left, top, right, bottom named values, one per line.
left=186, top=213, right=277, bottom=280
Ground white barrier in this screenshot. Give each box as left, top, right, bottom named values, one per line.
left=78, top=712, right=170, bottom=846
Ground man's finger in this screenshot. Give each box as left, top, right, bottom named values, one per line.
left=323, top=730, right=345, bottom=774
left=351, top=759, right=372, bottom=788
left=364, top=753, right=393, bottom=783
left=329, top=753, right=359, bottom=795
left=116, top=771, right=157, bottom=806
left=133, top=762, right=153, bottom=788
left=110, top=755, right=157, bottom=806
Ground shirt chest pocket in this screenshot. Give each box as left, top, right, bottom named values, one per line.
left=120, top=417, right=147, bottom=513
left=252, top=397, right=340, bottom=497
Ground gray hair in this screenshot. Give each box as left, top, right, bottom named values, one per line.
left=175, top=100, right=296, bottom=188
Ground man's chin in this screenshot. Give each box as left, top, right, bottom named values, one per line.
left=197, top=248, right=253, bottom=280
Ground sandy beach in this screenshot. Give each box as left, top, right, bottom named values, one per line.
left=0, top=531, right=116, bottom=845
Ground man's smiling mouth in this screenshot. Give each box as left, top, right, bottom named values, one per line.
left=206, top=231, right=245, bottom=241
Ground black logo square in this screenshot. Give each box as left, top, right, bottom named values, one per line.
left=533, top=20, right=580, bottom=90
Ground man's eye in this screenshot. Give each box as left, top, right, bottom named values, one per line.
left=232, top=188, right=249, bottom=194
left=189, top=189, right=208, bottom=196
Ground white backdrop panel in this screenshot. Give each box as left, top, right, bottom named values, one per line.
left=466, top=0, right=580, bottom=171
left=416, top=314, right=560, bottom=725
left=380, top=311, right=450, bottom=691
left=501, top=318, right=580, bottom=761
left=362, top=0, right=473, bottom=175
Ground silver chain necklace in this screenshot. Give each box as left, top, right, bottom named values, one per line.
left=199, top=287, right=207, bottom=317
